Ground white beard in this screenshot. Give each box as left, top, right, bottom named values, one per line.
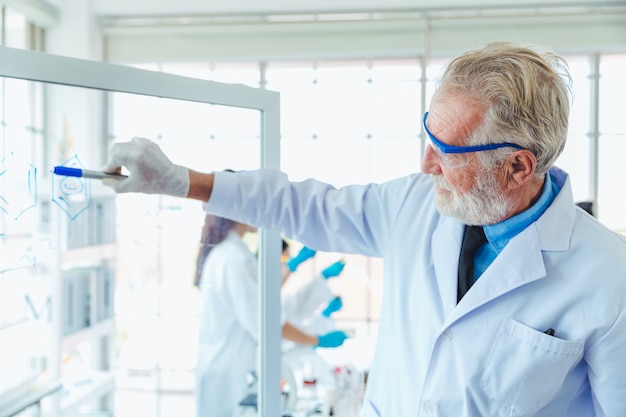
left=431, top=168, right=512, bottom=225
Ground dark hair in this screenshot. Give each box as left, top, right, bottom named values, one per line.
left=193, top=214, right=236, bottom=287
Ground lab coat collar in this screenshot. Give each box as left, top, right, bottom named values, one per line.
left=534, top=167, right=575, bottom=251
left=433, top=167, right=576, bottom=327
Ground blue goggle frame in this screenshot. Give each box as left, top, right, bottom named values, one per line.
left=423, top=112, right=525, bottom=154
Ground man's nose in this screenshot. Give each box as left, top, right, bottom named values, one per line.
left=421, top=145, right=443, bottom=175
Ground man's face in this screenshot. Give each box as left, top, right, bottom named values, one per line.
left=421, top=97, right=512, bottom=225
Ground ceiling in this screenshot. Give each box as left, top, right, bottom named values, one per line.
left=31, top=0, right=625, bottom=63
left=89, top=0, right=626, bottom=17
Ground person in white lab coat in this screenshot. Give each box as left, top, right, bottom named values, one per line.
left=280, top=241, right=346, bottom=335
left=103, top=41, right=626, bottom=417
left=192, top=214, right=348, bottom=417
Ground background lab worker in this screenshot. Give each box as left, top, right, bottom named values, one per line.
left=192, top=213, right=347, bottom=417
left=281, top=243, right=315, bottom=285
left=103, top=41, right=626, bottom=416
left=280, top=242, right=346, bottom=333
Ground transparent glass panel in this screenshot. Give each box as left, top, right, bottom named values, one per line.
left=3, top=78, right=31, bottom=127
left=0, top=79, right=44, bottom=397
left=1, top=61, right=270, bottom=416
left=1, top=80, right=101, bottom=415
left=111, top=92, right=262, bottom=416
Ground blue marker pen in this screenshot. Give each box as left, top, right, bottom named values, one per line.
left=53, top=166, right=127, bottom=180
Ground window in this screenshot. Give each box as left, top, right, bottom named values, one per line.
left=0, top=5, right=49, bottom=414
left=554, top=55, right=592, bottom=203
left=598, top=54, right=626, bottom=231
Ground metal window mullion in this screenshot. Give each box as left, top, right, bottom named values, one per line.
left=588, top=52, right=600, bottom=215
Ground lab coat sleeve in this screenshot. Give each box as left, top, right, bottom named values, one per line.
left=205, top=168, right=428, bottom=256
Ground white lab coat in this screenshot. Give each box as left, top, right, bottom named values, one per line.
left=282, top=272, right=335, bottom=330
left=205, top=167, right=626, bottom=417
left=196, top=231, right=336, bottom=417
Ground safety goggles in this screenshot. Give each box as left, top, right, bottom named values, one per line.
left=423, top=112, right=525, bottom=169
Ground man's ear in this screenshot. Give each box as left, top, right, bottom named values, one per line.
left=506, top=150, right=537, bottom=190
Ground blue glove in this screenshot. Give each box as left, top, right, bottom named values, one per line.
left=321, top=260, right=345, bottom=279
left=286, top=246, right=316, bottom=272
left=316, top=330, right=348, bottom=348
left=321, top=296, right=342, bottom=317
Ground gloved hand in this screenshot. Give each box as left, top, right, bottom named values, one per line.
left=101, top=137, right=190, bottom=197
left=286, top=246, right=316, bottom=272
left=321, top=260, right=345, bottom=279
left=316, top=330, right=348, bottom=348
left=321, top=296, right=342, bottom=317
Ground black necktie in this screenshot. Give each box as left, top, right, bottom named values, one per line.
left=458, top=225, right=487, bottom=302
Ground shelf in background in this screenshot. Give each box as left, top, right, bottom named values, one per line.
left=0, top=373, right=62, bottom=417
left=55, top=371, right=115, bottom=417
left=61, top=244, right=117, bottom=267
left=62, top=318, right=115, bottom=350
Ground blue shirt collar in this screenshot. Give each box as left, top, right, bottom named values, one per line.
left=484, top=173, right=560, bottom=252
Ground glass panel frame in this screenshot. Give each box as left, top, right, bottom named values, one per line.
left=0, top=45, right=283, bottom=417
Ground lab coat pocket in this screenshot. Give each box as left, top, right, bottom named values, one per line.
left=481, top=318, right=583, bottom=416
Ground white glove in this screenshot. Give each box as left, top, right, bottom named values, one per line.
left=101, top=137, right=190, bottom=197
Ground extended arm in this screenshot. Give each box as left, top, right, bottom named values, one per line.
left=188, top=169, right=215, bottom=202
left=282, top=321, right=318, bottom=346
left=102, top=137, right=401, bottom=255
left=102, top=137, right=215, bottom=201
left=282, top=322, right=348, bottom=348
